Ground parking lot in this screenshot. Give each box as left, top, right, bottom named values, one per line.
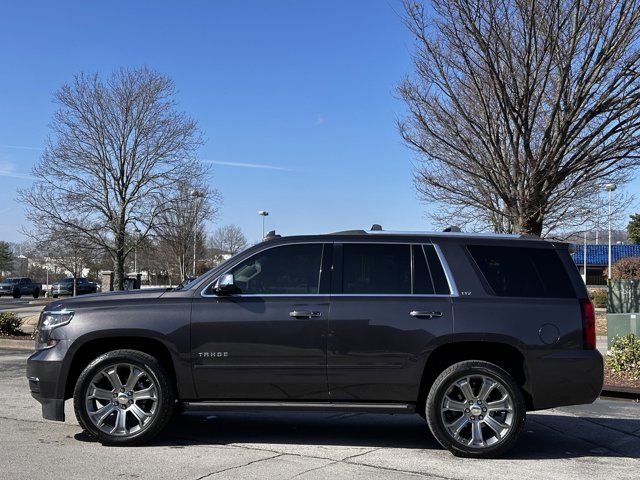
left=0, top=348, right=639, bottom=479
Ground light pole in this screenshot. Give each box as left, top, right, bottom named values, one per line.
left=258, top=211, right=269, bottom=239
left=605, top=183, right=616, bottom=280
left=581, top=208, right=591, bottom=284
left=191, top=190, right=205, bottom=277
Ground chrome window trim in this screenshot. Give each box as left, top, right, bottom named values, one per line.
left=199, top=240, right=458, bottom=298
left=432, top=243, right=459, bottom=296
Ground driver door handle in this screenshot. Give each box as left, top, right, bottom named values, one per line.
left=289, top=310, right=322, bottom=318
left=410, top=310, right=443, bottom=319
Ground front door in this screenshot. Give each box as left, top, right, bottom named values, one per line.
left=191, top=242, right=332, bottom=400
left=328, top=242, right=454, bottom=402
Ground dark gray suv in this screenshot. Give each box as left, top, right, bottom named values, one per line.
left=26, top=228, right=603, bottom=458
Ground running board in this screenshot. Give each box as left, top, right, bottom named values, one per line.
left=182, top=401, right=416, bottom=414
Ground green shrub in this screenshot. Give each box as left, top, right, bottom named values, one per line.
left=608, top=334, right=640, bottom=379
left=588, top=289, right=607, bottom=308
left=0, top=312, right=23, bottom=336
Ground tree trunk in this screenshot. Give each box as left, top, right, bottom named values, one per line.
left=517, top=215, right=544, bottom=237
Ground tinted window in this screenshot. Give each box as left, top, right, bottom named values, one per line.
left=343, top=244, right=410, bottom=294
left=413, top=245, right=451, bottom=295
left=413, top=245, right=433, bottom=294
left=229, top=243, right=323, bottom=295
left=468, top=245, right=575, bottom=298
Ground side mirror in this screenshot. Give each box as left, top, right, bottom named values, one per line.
left=214, top=273, right=238, bottom=295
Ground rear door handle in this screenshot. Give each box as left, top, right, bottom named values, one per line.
left=289, top=310, right=322, bottom=318
left=410, top=310, right=443, bottom=319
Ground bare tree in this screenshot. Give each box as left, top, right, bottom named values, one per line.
left=210, top=224, right=248, bottom=256
left=154, top=181, right=220, bottom=281
left=399, top=0, right=640, bottom=236
left=19, top=67, right=203, bottom=289
left=37, top=231, right=92, bottom=296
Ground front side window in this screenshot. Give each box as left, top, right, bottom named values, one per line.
left=228, top=243, right=324, bottom=295
left=343, top=243, right=411, bottom=294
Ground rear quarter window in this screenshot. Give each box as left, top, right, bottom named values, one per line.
left=467, top=245, right=575, bottom=298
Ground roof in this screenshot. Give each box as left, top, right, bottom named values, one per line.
left=571, top=244, right=640, bottom=266
left=328, top=228, right=538, bottom=240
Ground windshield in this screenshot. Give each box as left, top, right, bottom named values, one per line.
left=1, top=278, right=20, bottom=284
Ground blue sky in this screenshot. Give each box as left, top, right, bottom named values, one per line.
left=0, top=0, right=637, bottom=243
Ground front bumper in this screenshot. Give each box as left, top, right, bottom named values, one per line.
left=51, top=287, right=72, bottom=296
left=27, top=345, right=68, bottom=421
left=528, top=349, right=604, bottom=410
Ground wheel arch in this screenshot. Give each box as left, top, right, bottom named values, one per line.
left=64, top=336, right=179, bottom=400
left=418, top=342, right=533, bottom=410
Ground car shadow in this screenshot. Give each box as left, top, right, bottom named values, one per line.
left=75, top=410, right=640, bottom=460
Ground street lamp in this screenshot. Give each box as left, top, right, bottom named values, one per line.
left=604, top=183, right=616, bottom=280
left=580, top=209, right=591, bottom=284
left=191, top=190, right=205, bottom=277
left=258, top=210, right=269, bottom=239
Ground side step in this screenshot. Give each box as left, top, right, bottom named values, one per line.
left=182, top=401, right=416, bottom=415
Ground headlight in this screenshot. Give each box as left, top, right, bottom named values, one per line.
left=41, top=310, right=74, bottom=329
left=35, top=310, right=74, bottom=350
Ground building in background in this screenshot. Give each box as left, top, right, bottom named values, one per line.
left=571, top=244, right=640, bottom=285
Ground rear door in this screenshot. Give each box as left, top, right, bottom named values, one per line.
left=327, top=242, right=454, bottom=402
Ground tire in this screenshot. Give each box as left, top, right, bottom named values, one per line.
left=425, top=360, right=526, bottom=458
left=12, top=288, right=21, bottom=299
left=52, top=295, right=58, bottom=298
left=73, top=349, right=175, bottom=446
left=32, top=289, right=40, bottom=299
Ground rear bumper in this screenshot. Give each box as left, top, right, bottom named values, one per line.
left=528, top=349, right=603, bottom=410
left=27, top=346, right=67, bottom=421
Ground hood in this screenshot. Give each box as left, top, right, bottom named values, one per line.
left=43, top=288, right=170, bottom=311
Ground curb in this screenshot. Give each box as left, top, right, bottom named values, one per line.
left=0, top=338, right=34, bottom=350
left=601, top=384, right=640, bottom=400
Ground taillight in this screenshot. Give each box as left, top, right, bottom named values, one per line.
left=580, top=299, right=596, bottom=350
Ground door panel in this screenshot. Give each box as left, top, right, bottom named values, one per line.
left=191, top=296, right=329, bottom=400
left=328, top=296, right=452, bottom=401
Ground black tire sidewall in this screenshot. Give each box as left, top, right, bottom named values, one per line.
left=426, top=360, right=526, bottom=458
left=73, top=349, right=174, bottom=446
left=13, top=288, right=21, bottom=299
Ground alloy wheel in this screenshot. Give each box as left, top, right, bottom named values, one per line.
left=84, top=363, right=158, bottom=437
left=440, top=374, right=514, bottom=449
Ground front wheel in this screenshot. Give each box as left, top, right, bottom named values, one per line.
left=425, top=360, right=526, bottom=458
left=73, top=349, right=175, bottom=445
left=12, top=288, right=21, bottom=299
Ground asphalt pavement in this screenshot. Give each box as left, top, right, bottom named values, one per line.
left=1, top=348, right=639, bottom=480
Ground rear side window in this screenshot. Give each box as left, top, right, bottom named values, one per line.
left=467, top=245, right=575, bottom=298
left=412, top=245, right=451, bottom=295
left=343, top=244, right=411, bottom=294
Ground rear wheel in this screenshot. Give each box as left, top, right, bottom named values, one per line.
left=32, top=289, right=40, bottom=299
left=425, top=360, right=526, bottom=458
left=73, top=350, right=175, bottom=445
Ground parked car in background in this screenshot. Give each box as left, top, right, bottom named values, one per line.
left=0, top=277, right=42, bottom=299
left=51, top=278, right=98, bottom=298
left=27, top=228, right=603, bottom=458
